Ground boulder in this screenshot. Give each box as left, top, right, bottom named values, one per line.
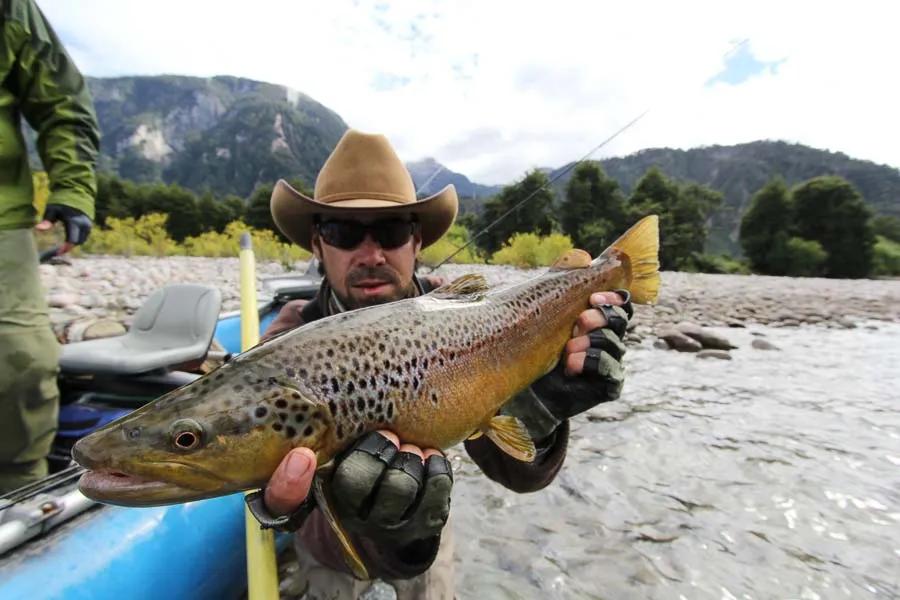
left=696, top=349, right=732, bottom=360
left=675, top=321, right=736, bottom=350
left=657, top=328, right=702, bottom=352
left=751, top=338, right=779, bottom=351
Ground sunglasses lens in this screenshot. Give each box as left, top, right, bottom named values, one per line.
left=319, top=221, right=365, bottom=250
left=374, top=220, right=414, bottom=249
left=319, top=220, right=413, bottom=250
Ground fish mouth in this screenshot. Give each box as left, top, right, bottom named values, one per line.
left=78, top=462, right=231, bottom=507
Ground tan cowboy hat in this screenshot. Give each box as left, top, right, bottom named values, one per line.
left=271, top=129, right=458, bottom=251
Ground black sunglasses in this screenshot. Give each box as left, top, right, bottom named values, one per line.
left=316, top=218, right=417, bottom=250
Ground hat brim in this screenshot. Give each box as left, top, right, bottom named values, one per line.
left=271, top=180, right=459, bottom=252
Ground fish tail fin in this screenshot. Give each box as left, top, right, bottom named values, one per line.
left=594, top=215, right=660, bottom=305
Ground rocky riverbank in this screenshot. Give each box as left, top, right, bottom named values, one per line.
left=38, top=256, right=900, bottom=354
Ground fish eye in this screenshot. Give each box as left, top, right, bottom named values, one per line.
left=170, top=419, right=204, bottom=452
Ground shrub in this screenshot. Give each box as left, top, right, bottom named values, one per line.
left=686, top=253, right=751, bottom=274
left=419, top=224, right=484, bottom=265
left=491, top=232, right=575, bottom=268
left=83, top=213, right=178, bottom=257
left=872, top=235, right=900, bottom=276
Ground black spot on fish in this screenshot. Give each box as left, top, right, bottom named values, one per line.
left=347, top=381, right=355, bottom=394
left=234, top=384, right=244, bottom=392
left=255, top=406, right=267, bottom=418
left=268, top=377, right=278, bottom=386
left=286, top=367, right=296, bottom=377
left=275, top=399, right=287, bottom=409
left=214, top=373, right=224, bottom=381
left=328, top=400, right=336, bottom=415
left=411, top=357, right=418, bottom=367
left=295, top=413, right=305, bottom=423
left=285, top=426, right=296, bottom=437
left=299, top=369, right=308, bottom=378
left=327, top=348, right=334, bottom=358
left=370, top=375, right=377, bottom=388
left=304, top=425, right=314, bottom=437
left=278, top=412, right=288, bottom=422
left=431, top=392, right=438, bottom=404
left=356, top=398, right=365, bottom=412
left=387, top=403, right=394, bottom=419
left=359, top=379, right=367, bottom=389
left=331, top=378, right=339, bottom=393
left=413, top=376, right=419, bottom=389
left=400, top=348, right=408, bottom=357
left=273, top=422, right=283, bottom=432
left=378, top=343, right=386, bottom=352
left=253, top=386, right=262, bottom=393
left=356, top=423, right=365, bottom=435
left=201, top=379, right=210, bottom=386
left=368, top=398, right=375, bottom=408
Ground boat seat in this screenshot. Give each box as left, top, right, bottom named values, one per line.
left=59, top=284, right=222, bottom=376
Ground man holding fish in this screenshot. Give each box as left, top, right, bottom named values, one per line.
left=74, top=129, right=657, bottom=599
left=254, top=130, right=643, bottom=599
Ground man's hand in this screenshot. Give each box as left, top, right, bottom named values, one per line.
left=505, top=290, right=632, bottom=440
left=329, top=430, right=452, bottom=546
left=37, top=204, right=92, bottom=246
left=262, top=430, right=452, bottom=547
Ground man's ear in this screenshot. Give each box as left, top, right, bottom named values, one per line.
left=412, top=229, right=423, bottom=254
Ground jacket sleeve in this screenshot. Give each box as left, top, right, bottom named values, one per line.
left=9, top=0, right=99, bottom=218
left=465, top=419, right=569, bottom=493
left=297, top=510, right=441, bottom=580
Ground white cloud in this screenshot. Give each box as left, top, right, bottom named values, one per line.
left=40, top=0, right=900, bottom=184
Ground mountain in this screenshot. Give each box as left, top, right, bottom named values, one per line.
left=406, top=158, right=503, bottom=213
left=86, top=75, right=348, bottom=197
left=546, top=141, right=900, bottom=255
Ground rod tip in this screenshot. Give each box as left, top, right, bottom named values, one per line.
left=240, top=232, right=252, bottom=250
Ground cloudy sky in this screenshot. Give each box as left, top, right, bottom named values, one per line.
left=41, top=0, right=899, bottom=184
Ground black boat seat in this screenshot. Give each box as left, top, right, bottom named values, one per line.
left=59, top=284, right=222, bottom=376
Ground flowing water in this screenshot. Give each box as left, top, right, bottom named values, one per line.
left=450, top=323, right=900, bottom=599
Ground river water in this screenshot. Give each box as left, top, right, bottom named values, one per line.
left=449, top=323, right=900, bottom=599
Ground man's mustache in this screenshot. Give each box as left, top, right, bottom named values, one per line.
left=346, top=266, right=402, bottom=287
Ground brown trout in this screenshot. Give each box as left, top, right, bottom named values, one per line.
left=73, top=215, right=658, bottom=574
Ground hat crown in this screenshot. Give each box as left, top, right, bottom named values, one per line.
left=314, top=130, right=416, bottom=205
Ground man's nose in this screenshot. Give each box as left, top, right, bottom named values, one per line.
left=354, top=234, right=387, bottom=265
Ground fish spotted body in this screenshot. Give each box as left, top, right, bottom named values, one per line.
left=74, top=216, right=659, bottom=508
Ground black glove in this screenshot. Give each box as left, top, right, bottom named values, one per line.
left=506, top=290, right=633, bottom=439
left=331, top=432, right=452, bottom=547
left=42, top=204, right=92, bottom=245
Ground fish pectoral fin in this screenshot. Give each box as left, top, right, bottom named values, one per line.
left=483, top=416, right=536, bottom=462
left=549, top=249, right=592, bottom=270
left=312, top=475, right=370, bottom=580
left=431, top=273, right=489, bottom=300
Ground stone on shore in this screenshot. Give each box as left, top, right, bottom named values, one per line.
left=696, top=349, right=732, bottom=360
left=657, top=328, right=702, bottom=352
left=675, top=321, right=736, bottom=350
left=751, top=338, right=780, bottom=351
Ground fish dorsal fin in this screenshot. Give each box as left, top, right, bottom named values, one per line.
left=481, top=416, right=536, bottom=462
left=598, top=215, right=660, bottom=305
left=312, top=472, right=370, bottom=579
left=549, top=249, right=592, bottom=271
left=432, top=273, right=489, bottom=300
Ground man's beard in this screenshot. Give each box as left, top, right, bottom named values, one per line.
left=337, top=265, right=417, bottom=309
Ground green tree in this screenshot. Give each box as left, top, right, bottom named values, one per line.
left=132, top=182, right=202, bottom=241
left=474, top=170, right=555, bottom=256
left=767, top=235, right=827, bottom=277
left=197, top=192, right=245, bottom=233
left=739, top=178, right=793, bottom=274
left=627, top=167, right=721, bottom=270
left=872, top=215, right=900, bottom=243
left=560, top=162, right=627, bottom=255
left=792, top=176, right=875, bottom=278
left=244, top=179, right=311, bottom=242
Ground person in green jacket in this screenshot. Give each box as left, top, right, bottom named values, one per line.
left=0, top=0, right=99, bottom=493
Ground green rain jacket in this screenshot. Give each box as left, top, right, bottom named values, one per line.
left=0, top=0, right=99, bottom=230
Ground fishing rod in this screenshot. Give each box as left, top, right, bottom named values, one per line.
left=430, top=109, right=650, bottom=270
left=430, top=39, right=750, bottom=270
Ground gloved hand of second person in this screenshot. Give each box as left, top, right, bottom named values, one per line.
left=331, top=430, right=452, bottom=548
left=39, top=204, right=93, bottom=245
left=504, top=290, right=633, bottom=440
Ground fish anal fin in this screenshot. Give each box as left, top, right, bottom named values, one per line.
left=483, top=416, right=536, bottom=462
left=312, top=476, right=369, bottom=580
left=432, top=274, right=489, bottom=299
left=550, top=249, right=592, bottom=270
left=596, top=215, right=660, bottom=305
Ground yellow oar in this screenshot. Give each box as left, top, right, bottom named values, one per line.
left=240, top=232, right=280, bottom=598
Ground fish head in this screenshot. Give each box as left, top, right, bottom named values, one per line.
left=73, top=361, right=333, bottom=507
